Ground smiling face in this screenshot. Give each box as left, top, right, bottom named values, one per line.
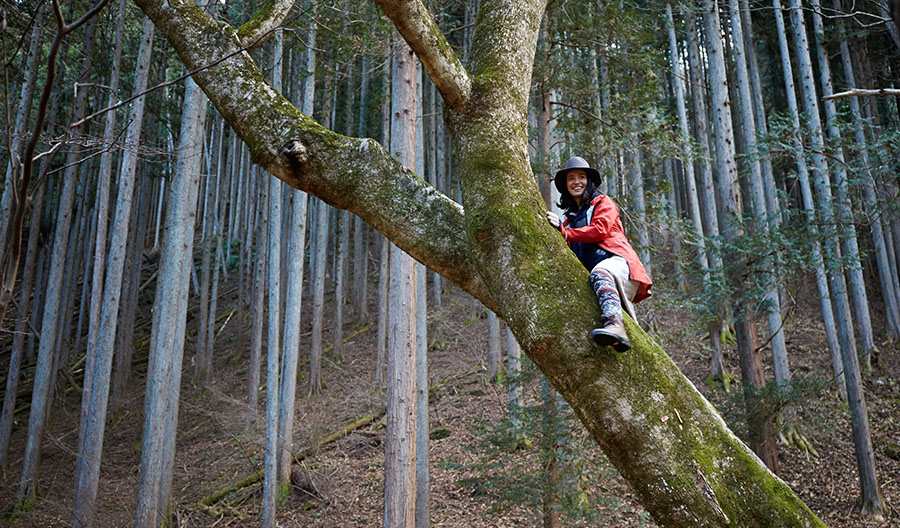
left=566, top=169, right=588, bottom=206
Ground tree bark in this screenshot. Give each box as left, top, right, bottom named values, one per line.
left=277, top=186, right=307, bottom=488
left=809, top=0, right=877, bottom=369
left=685, top=14, right=728, bottom=383
left=727, top=0, right=789, bottom=390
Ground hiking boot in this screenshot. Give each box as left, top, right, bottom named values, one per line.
left=590, top=315, right=631, bottom=352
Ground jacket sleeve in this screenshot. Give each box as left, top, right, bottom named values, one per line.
left=562, top=197, right=617, bottom=243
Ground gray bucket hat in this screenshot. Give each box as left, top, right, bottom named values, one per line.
left=553, top=156, right=602, bottom=195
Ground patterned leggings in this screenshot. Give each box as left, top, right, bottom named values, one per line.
left=589, top=269, right=622, bottom=319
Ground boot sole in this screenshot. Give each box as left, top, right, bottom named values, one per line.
left=590, top=329, right=631, bottom=352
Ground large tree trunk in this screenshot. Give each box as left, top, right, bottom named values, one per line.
left=134, top=0, right=828, bottom=524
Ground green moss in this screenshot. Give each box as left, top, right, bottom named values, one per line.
left=236, top=0, right=278, bottom=43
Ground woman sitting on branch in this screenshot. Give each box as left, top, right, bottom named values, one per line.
left=546, top=156, right=652, bottom=352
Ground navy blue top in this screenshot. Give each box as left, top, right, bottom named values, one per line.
left=564, top=194, right=615, bottom=271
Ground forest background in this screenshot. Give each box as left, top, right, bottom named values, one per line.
left=0, top=0, right=899, bottom=525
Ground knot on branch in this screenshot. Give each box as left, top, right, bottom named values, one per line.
left=283, top=140, right=309, bottom=170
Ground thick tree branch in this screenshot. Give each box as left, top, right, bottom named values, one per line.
left=236, top=0, right=294, bottom=50
left=133, top=0, right=490, bottom=307
left=372, top=0, right=471, bottom=109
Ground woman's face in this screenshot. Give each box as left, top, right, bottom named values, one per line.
left=566, top=169, right=588, bottom=203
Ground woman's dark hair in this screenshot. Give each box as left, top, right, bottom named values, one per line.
left=556, top=178, right=598, bottom=212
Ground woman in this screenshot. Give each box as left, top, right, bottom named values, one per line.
left=546, top=156, right=652, bottom=351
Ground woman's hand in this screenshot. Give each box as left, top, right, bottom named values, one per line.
left=546, top=211, right=561, bottom=229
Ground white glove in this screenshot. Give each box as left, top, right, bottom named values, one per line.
left=546, top=211, right=561, bottom=229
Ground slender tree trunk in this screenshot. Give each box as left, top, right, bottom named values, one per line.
left=71, top=16, right=154, bottom=527
left=0, top=184, right=45, bottom=473
left=112, top=169, right=150, bottom=405
left=17, top=14, right=99, bottom=505
left=540, top=377, right=561, bottom=528
left=789, top=0, right=854, bottom=399
left=739, top=0, right=778, bottom=221
left=415, top=259, right=430, bottom=528
left=809, top=0, right=877, bottom=369
left=703, top=0, right=778, bottom=471
left=195, top=120, right=218, bottom=383
left=771, top=0, right=841, bottom=393
left=506, top=326, right=521, bottom=429
left=384, top=35, right=418, bottom=528
left=727, top=0, right=789, bottom=388
left=376, top=232, right=390, bottom=386
left=685, top=14, right=728, bottom=382
left=249, top=172, right=268, bottom=412
left=487, top=310, right=501, bottom=382
left=414, top=62, right=431, bottom=528
left=334, top=210, right=349, bottom=359
left=807, top=0, right=887, bottom=514
left=277, top=188, right=308, bottom=488
left=262, top=102, right=284, bottom=528
left=308, top=197, right=328, bottom=396
left=627, top=144, right=651, bottom=277
left=134, top=76, right=206, bottom=527
left=665, top=3, right=707, bottom=270
left=83, top=0, right=127, bottom=447
left=427, top=78, right=442, bottom=328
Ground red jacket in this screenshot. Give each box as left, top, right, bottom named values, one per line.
left=560, top=194, right=653, bottom=303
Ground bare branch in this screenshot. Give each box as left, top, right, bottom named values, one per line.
left=822, top=88, right=900, bottom=100
left=372, top=0, right=471, bottom=109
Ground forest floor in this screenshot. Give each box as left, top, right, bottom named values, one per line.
left=1, top=262, right=899, bottom=527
